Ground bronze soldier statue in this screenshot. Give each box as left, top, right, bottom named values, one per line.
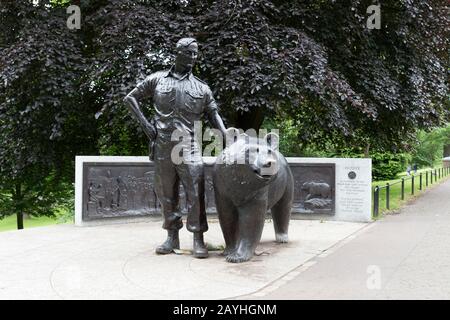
left=124, top=38, right=227, bottom=258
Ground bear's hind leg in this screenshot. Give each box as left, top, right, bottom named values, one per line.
left=226, top=200, right=266, bottom=263
left=271, top=186, right=293, bottom=243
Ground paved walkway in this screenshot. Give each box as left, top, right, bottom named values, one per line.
left=2, top=177, right=448, bottom=300
left=0, top=217, right=365, bottom=300
left=239, top=177, right=450, bottom=300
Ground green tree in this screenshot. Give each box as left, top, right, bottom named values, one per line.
left=0, top=1, right=97, bottom=227
left=411, top=125, right=450, bottom=167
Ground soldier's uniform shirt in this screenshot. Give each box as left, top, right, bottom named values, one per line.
left=131, top=68, right=218, bottom=141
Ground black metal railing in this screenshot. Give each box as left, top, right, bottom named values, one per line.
left=373, top=166, right=450, bottom=218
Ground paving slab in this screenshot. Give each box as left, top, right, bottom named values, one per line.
left=0, top=218, right=367, bottom=300
left=241, top=177, right=450, bottom=300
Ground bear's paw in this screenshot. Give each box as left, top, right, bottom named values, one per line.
left=275, top=233, right=289, bottom=243
left=225, top=251, right=253, bottom=263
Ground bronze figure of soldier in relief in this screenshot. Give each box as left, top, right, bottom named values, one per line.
left=124, top=38, right=227, bottom=258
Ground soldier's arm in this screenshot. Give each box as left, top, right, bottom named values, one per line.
left=204, top=87, right=227, bottom=136
left=123, top=74, right=159, bottom=140
left=209, top=110, right=227, bottom=136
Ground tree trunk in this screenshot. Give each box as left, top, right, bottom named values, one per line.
left=234, top=108, right=265, bottom=131
left=364, top=143, right=370, bottom=158
left=444, top=144, right=450, bottom=158
left=15, top=183, right=24, bottom=230
left=17, top=211, right=24, bottom=230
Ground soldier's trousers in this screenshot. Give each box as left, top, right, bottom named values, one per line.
left=153, top=137, right=208, bottom=233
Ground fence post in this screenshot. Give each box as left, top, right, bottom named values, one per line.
left=411, top=175, right=415, bottom=195
left=419, top=173, right=422, bottom=191
left=431, top=170, right=433, bottom=184
left=374, top=187, right=379, bottom=218
left=386, top=183, right=390, bottom=210
left=435, top=169, right=437, bottom=181
left=426, top=171, right=428, bottom=187
left=401, top=178, right=405, bottom=200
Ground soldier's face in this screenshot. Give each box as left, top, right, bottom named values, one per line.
left=176, top=43, right=198, bottom=70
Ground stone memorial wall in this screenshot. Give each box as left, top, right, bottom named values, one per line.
left=75, top=156, right=372, bottom=225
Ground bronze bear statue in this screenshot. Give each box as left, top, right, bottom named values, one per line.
left=213, top=132, right=294, bottom=263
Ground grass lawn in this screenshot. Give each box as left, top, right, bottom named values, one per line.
left=0, top=215, right=59, bottom=233
left=372, top=167, right=450, bottom=218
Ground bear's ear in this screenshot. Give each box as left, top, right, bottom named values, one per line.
left=264, top=132, right=279, bottom=151
left=240, top=132, right=250, bottom=141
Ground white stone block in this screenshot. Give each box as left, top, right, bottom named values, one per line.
left=75, top=156, right=372, bottom=225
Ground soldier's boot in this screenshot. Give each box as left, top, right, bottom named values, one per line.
left=193, top=232, right=209, bottom=259
left=155, top=230, right=180, bottom=254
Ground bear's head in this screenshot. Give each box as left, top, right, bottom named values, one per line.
left=216, top=130, right=280, bottom=189
left=301, top=182, right=313, bottom=191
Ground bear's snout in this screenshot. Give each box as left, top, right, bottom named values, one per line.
left=262, top=159, right=276, bottom=168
